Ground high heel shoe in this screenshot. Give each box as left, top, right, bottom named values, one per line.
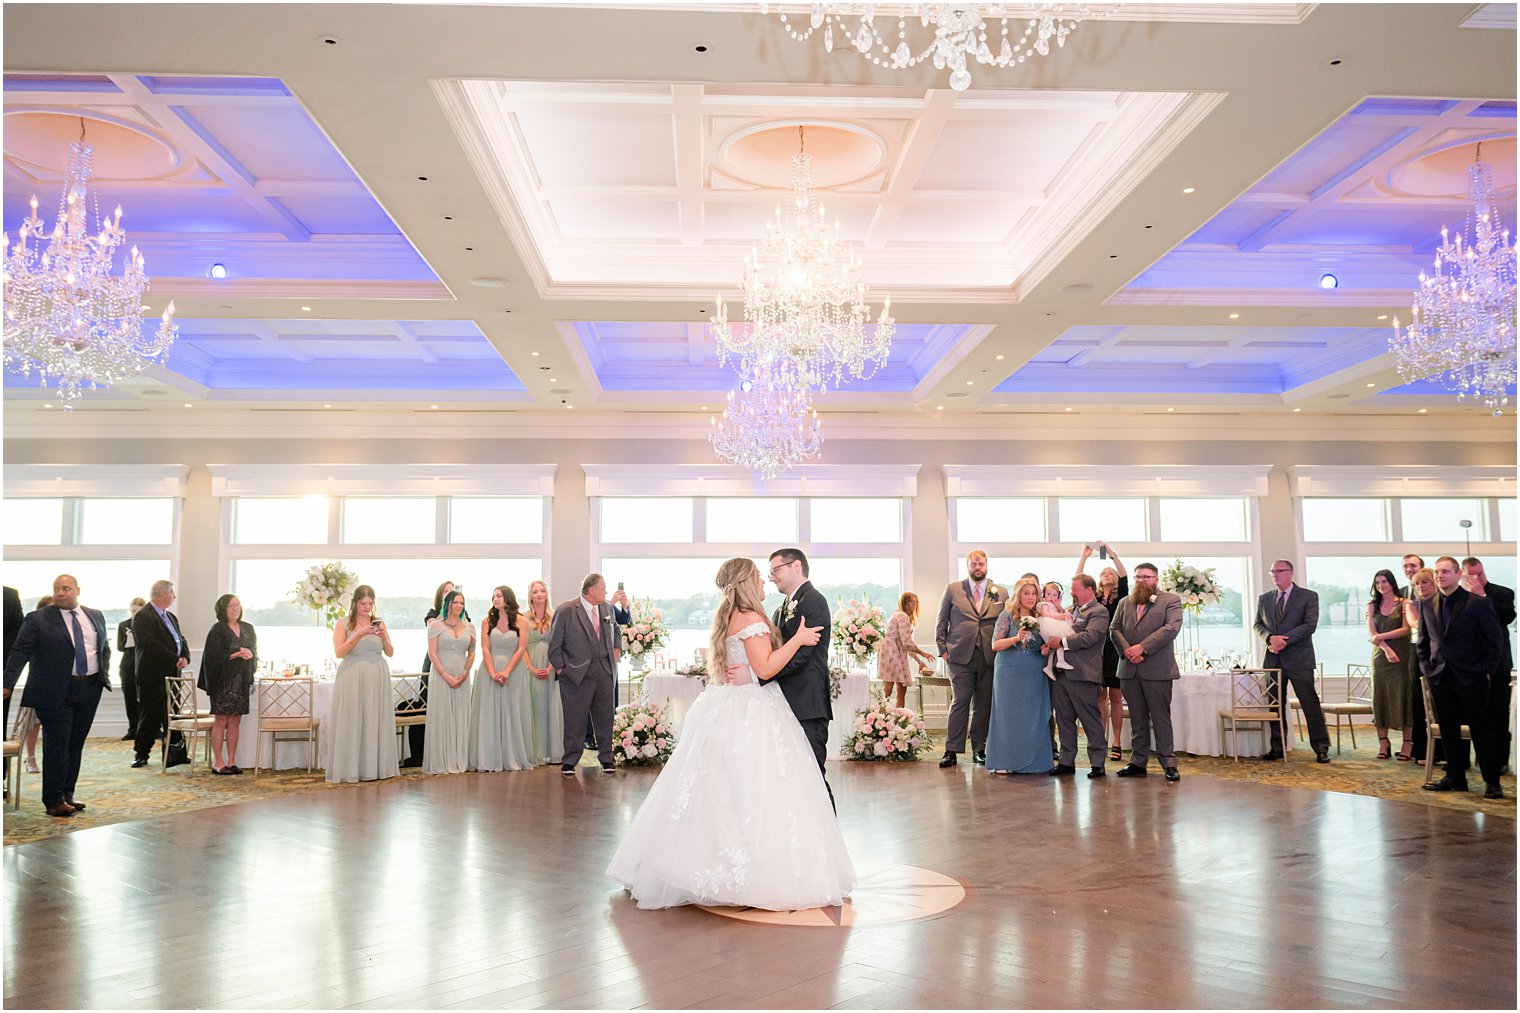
left=1376, top=737, right=1391, bottom=759
left=1108, top=746, right=1123, bottom=763
left=1395, top=743, right=1413, bottom=761
left=24, top=757, right=39, bottom=774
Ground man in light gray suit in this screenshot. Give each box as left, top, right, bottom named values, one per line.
left=935, top=550, right=1006, bottom=768
left=1046, top=574, right=1111, bottom=779
left=548, top=572, right=621, bottom=775
left=1109, top=562, right=1183, bottom=782
left=1254, top=559, right=1329, bottom=763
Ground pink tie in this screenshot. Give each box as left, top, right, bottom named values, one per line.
left=972, top=584, right=982, bottom=606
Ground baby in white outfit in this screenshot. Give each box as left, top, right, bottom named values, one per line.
left=1036, top=582, right=1075, bottom=679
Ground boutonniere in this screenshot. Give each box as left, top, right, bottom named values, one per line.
left=602, top=614, right=614, bottom=625
left=987, top=588, right=1001, bottom=603
left=781, top=598, right=797, bottom=623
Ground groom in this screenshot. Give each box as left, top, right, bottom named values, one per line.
left=767, top=548, right=835, bottom=810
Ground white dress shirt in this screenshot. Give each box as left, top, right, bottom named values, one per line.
left=63, top=607, right=101, bottom=676
left=581, top=596, right=601, bottom=632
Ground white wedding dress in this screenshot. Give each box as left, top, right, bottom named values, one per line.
left=606, top=622, right=855, bottom=910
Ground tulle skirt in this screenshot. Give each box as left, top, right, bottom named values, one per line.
left=606, top=681, right=855, bottom=911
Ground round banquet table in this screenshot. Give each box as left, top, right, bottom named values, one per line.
left=639, top=671, right=871, bottom=761
left=234, top=673, right=425, bottom=771
left=1121, top=670, right=1297, bottom=757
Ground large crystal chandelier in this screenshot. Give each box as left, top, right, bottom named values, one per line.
left=1391, top=148, right=1516, bottom=415
left=765, top=3, right=1093, bottom=92
left=710, top=129, right=894, bottom=392
left=710, top=369, right=824, bottom=480
left=2, top=121, right=177, bottom=410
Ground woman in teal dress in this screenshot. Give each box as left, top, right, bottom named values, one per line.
left=524, top=580, right=562, bottom=765
left=424, top=589, right=475, bottom=774
left=326, top=585, right=400, bottom=783
left=470, top=585, right=536, bottom=771
left=986, top=579, right=1052, bottom=774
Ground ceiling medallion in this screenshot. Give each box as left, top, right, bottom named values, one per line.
left=3, top=120, right=177, bottom=409
left=765, top=3, right=1093, bottom=92
left=1391, top=147, right=1517, bottom=416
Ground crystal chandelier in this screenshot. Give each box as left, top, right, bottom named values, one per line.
left=3, top=121, right=177, bottom=410
left=710, top=128, right=894, bottom=392
left=1391, top=148, right=1516, bottom=415
left=710, top=369, right=824, bottom=480
left=765, top=3, right=1092, bottom=92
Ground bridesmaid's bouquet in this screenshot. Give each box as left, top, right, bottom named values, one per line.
left=621, top=597, right=670, bottom=658
left=844, top=701, right=928, bottom=761
left=1016, top=616, right=1040, bottom=634
left=832, top=599, right=887, bottom=661
left=291, top=561, right=358, bottom=627
left=612, top=699, right=675, bottom=766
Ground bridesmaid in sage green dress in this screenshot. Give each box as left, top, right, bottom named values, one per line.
left=471, top=585, right=536, bottom=771
left=424, top=589, right=475, bottom=774
left=525, top=580, right=563, bottom=765
left=326, top=585, right=400, bottom=783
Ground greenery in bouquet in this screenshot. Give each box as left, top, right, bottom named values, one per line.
left=1160, top=557, right=1222, bottom=608
left=620, top=597, right=670, bottom=657
left=826, top=665, right=848, bottom=701
left=832, top=599, right=887, bottom=661
left=843, top=701, right=929, bottom=761
left=1017, top=616, right=1040, bottom=633
left=291, top=561, right=358, bottom=627
left=612, top=698, right=675, bottom=766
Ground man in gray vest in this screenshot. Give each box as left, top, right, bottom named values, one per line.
left=1047, top=574, right=1111, bottom=778
left=548, top=572, right=621, bottom=775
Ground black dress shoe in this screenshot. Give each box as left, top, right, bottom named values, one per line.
left=1164, top=766, right=1181, bottom=782
left=1423, top=775, right=1469, bottom=792
left=1115, top=763, right=1148, bottom=777
left=1315, top=751, right=1330, bottom=764
left=1261, top=749, right=1285, bottom=761
left=561, top=764, right=576, bottom=776
left=1087, top=767, right=1106, bottom=779
left=120, top=732, right=135, bottom=741
left=1049, top=764, right=1076, bottom=776
left=45, top=803, right=75, bottom=818
left=130, top=757, right=149, bottom=768
left=972, top=750, right=987, bottom=766
left=1484, top=783, right=1505, bottom=800
left=400, top=757, right=423, bottom=768
left=601, top=763, right=616, bottom=774
left=938, top=753, right=958, bottom=768
left=64, top=797, right=85, bottom=810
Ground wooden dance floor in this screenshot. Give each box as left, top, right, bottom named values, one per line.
left=5, top=761, right=1515, bottom=1010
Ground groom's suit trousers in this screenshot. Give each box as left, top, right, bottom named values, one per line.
left=798, top=716, right=834, bottom=812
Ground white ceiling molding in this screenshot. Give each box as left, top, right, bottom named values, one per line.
left=583, top=464, right=919, bottom=498
left=4, top=464, right=188, bottom=497
left=943, top=464, right=1273, bottom=497
left=206, top=463, right=555, bottom=497
left=1288, top=465, right=1517, bottom=498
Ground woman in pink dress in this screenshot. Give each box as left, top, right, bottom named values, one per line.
left=878, top=592, right=935, bottom=709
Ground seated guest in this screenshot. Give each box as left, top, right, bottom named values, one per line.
left=424, top=589, right=475, bottom=774
left=326, top=585, right=399, bottom=783
left=1366, top=569, right=1414, bottom=760
left=1078, top=543, right=1129, bottom=763
left=199, top=594, right=257, bottom=775
left=1419, top=557, right=1505, bottom=799
left=116, top=598, right=146, bottom=742
left=879, top=592, right=934, bottom=710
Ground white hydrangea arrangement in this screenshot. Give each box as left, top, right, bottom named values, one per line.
left=291, top=561, right=358, bottom=626
left=1160, top=557, right=1221, bottom=608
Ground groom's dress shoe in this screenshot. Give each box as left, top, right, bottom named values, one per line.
left=1049, top=764, right=1076, bottom=776
left=938, top=753, right=958, bottom=768
left=1115, top=763, right=1148, bottom=777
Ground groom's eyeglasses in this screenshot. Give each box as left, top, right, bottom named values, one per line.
left=768, top=561, right=795, bottom=578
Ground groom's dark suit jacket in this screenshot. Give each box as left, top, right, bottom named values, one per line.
left=770, top=580, right=832, bottom=722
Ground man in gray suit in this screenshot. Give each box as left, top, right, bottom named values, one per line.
left=1046, top=574, right=1111, bottom=778
left=548, top=572, right=621, bottom=775
left=935, top=550, right=1006, bottom=768
left=1109, top=562, right=1183, bottom=782
left=1254, top=560, right=1329, bottom=763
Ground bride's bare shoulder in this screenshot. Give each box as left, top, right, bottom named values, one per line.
left=727, top=610, right=767, bottom=635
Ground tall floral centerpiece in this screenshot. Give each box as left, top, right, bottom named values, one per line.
left=832, top=598, right=887, bottom=673
left=291, top=561, right=358, bottom=627
left=1160, top=557, right=1221, bottom=668
left=620, top=597, right=670, bottom=672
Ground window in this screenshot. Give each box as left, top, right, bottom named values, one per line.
left=449, top=497, right=543, bottom=543
left=1303, top=555, right=1407, bottom=671
left=78, top=498, right=174, bottom=545
left=810, top=557, right=902, bottom=617
left=1400, top=498, right=1486, bottom=543
left=5, top=559, right=172, bottom=629
left=955, top=498, right=1045, bottom=543
left=1501, top=498, right=1517, bottom=543
left=1301, top=498, right=1389, bottom=541
left=707, top=498, right=798, bottom=544
left=1058, top=497, right=1146, bottom=542
left=1159, top=497, right=1249, bottom=542
left=598, top=555, right=760, bottom=666
left=811, top=498, right=902, bottom=543
left=963, top=556, right=1073, bottom=588
left=232, top=497, right=329, bottom=544
left=599, top=498, right=694, bottom=544
left=342, top=497, right=436, bottom=544
left=4, top=498, right=63, bottom=545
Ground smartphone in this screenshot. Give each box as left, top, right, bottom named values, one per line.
left=617, top=581, right=625, bottom=590
left=1099, top=544, right=1108, bottom=560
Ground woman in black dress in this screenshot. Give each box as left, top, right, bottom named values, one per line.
left=199, top=593, right=257, bottom=774
left=1078, top=542, right=1128, bottom=763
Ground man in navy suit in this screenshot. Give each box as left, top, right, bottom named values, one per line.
left=1420, top=556, right=1506, bottom=799
left=2, top=575, right=112, bottom=817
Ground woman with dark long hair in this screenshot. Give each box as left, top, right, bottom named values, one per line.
left=326, top=585, right=399, bottom=783
left=199, top=593, right=257, bottom=774
left=424, top=588, right=475, bottom=774
left=470, top=585, right=535, bottom=771
left=1367, top=568, right=1414, bottom=760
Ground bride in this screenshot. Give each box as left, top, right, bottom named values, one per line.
left=606, top=557, right=856, bottom=911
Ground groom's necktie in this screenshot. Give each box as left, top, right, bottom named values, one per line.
left=69, top=609, right=89, bottom=676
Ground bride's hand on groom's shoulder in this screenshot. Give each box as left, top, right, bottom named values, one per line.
left=791, top=620, right=822, bottom=647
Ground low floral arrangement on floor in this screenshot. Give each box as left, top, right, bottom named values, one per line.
left=613, top=698, right=675, bottom=766
left=621, top=598, right=670, bottom=658
left=291, top=561, right=358, bottom=627
left=832, top=599, right=887, bottom=661
left=673, top=662, right=708, bottom=679
left=1160, top=558, right=1222, bottom=608
left=843, top=701, right=929, bottom=761
left=826, top=665, right=848, bottom=701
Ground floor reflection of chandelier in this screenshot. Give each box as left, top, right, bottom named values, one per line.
left=709, top=371, right=824, bottom=480
left=765, top=3, right=1092, bottom=92
left=2, top=125, right=177, bottom=409
left=1391, top=150, right=1517, bottom=415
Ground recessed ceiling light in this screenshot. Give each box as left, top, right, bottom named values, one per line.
left=184, top=403, right=193, bottom=408
left=996, top=354, right=1004, bottom=360
left=565, top=404, right=574, bottom=409
left=531, top=351, right=540, bottom=356
left=694, top=44, right=708, bottom=52
left=1365, top=383, right=1376, bottom=388
left=1228, top=313, right=1240, bottom=320
left=141, top=304, right=151, bottom=311
left=549, top=378, right=558, bottom=383
left=1166, top=407, right=1175, bottom=412
left=1377, top=314, right=1388, bottom=321
left=209, top=263, right=228, bottom=279
left=1182, top=186, right=1196, bottom=194
left=964, top=380, right=973, bottom=386
left=301, top=306, right=312, bottom=312
left=935, top=405, right=944, bottom=411
left=1292, top=408, right=1302, bottom=413
left=43, top=403, right=53, bottom=409
left=430, top=404, right=439, bottom=410
left=700, top=405, right=708, bottom=411
left=1319, top=273, right=1339, bottom=290
left=442, top=216, right=453, bottom=221
left=323, top=403, right=332, bottom=408
left=1417, top=408, right=1428, bottom=414
left=469, top=276, right=510, bottom=288
left=1065, top=406, right=1073, bottom=412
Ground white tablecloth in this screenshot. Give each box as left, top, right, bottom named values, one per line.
left=1124, top=671, right=1296, bottom=757
left=234, top=674, right=424, bottom=771
left=638, top=671, right=871, bottom=763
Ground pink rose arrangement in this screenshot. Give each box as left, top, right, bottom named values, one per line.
left=612, top=698, right=675, bottom=766
left=831, top=598, right=887, bottom=661
left=843, top=701, right=929, bottom=762
left=620, top=597, right=670, bottom=658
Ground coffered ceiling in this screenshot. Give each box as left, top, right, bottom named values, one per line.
left=1, top=2, right=1515, bottom=427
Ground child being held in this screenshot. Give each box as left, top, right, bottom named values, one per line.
left=1036, top=581, right=1075, bottom=679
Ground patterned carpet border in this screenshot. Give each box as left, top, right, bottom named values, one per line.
left=4, top=730, right=1512, bottom=846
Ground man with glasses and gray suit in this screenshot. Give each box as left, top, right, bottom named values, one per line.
left=1254, top=560, right=1330, bottom=763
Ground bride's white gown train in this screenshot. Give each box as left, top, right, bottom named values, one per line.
left=606, top=622, right=856, bottom=910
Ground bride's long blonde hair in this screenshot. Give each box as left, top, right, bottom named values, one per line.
left=708, top=557, right=780, bottom=685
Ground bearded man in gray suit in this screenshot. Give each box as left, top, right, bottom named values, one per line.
left=935, top=550, right=1006, bottom=768
left=1109, top=562, right=1183, bottom=782
left=1046, top=574, right=1111, bottom=778
left=548, top=572, right=621, bottom=775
